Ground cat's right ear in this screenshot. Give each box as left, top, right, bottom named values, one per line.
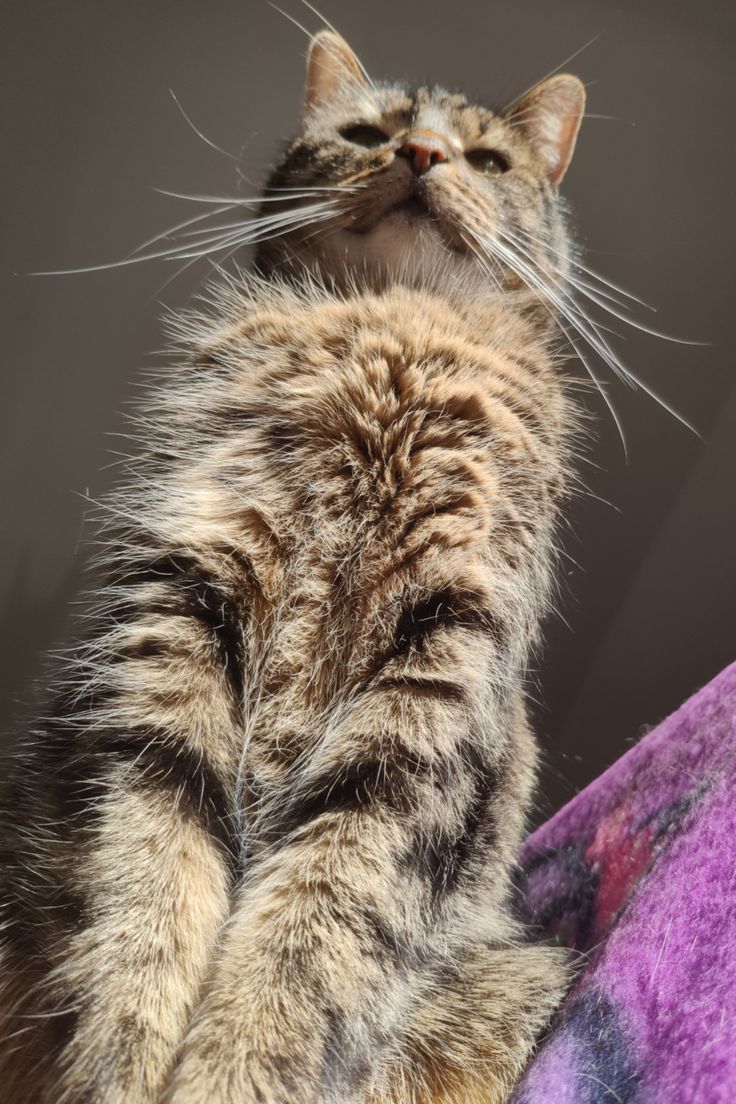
left=305, top=31, right=369, bottom=111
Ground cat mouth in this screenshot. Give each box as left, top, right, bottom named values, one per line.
left=348, top=180, right=466, bottom=251
left=388, top=195, right=433, bottom=219
left=383, top=190, right=466, bottom=252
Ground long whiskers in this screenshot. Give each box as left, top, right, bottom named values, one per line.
left=464, top=219, right=698, bottom=445
left=500, top=224, right=705, bottom=367
left=31, top=192, right=357, bottom=276
left=499, top=227, right=698, bottom=432
left=504, top=223, right=654, bottom=312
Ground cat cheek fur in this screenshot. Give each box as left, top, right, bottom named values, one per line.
left=0, top=28, right=583, bottom=1104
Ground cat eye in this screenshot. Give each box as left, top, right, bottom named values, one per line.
left=465, top=149, right=510, bottom=175
left=340, top=124, right=390, bottom=148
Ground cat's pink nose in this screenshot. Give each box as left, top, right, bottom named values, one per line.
left=398, top=131, right=449, bottom=174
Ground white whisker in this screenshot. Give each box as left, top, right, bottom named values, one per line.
left=33, top=199, right=344, bottom=275
left=153, top=187, right=353, bottom=205
left=502, top=30, right=604, bottom=113
left=168, top=89, right=240, bottom=162
left=131, top=202, right=238, bottom=257
left=465, top=218, right=697, bottom=441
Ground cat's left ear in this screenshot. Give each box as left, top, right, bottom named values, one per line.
left=506, top=74, right=586, bottom=186
left=305, top=31, right=369, bottom=111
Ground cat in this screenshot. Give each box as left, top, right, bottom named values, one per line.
left=0, top=28, right=586, bottom=1104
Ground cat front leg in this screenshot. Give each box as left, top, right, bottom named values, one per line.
left=162, top=720, right=496, bottom=1104
left=56, top=786, right=232, bottom=1104
left=162, top=813, right=417, bottom=1103
left=0, top=769, right=233, bottom=1104
left=0, top=545, right=248, bottom=1103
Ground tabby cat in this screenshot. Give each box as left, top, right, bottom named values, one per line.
left=0, top=29, right=586, bottom=1104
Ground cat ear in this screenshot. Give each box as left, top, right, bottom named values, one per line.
left=305, top=31, right=369, bottom=110
left=506, top=74, right=586, bottom=186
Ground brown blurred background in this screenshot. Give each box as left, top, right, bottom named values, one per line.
left=2, top=0, right=734, bottom=817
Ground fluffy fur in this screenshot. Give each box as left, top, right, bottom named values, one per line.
left=0, top=30, right=586, bottom=1104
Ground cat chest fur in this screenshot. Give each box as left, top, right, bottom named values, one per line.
left=165, top=283, right=571, bottom=794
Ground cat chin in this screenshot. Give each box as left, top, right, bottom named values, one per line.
left=314, top=219, right=487, bottom=294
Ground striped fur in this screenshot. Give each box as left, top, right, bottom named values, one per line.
left=1, top=31, right=583, bottom=1104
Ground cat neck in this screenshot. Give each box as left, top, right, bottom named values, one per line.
left=254, top=252, right=560, bottom=345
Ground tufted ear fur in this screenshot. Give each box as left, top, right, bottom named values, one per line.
left=507, top=74, right=586, bottom=186
left=305, top=30, right=369, bottom=111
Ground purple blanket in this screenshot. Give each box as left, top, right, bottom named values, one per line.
left=512, top=661, right=736, bottom=1104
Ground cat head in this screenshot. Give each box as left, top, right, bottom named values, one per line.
left=256, top=31, right=585, bottom=296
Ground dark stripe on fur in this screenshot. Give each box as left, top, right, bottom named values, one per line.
left=391, top=588, right=506, bottom=658
left=110, top=551, right=245, bottom=703
left=380, top=676, right=466, bottom=702
left=277, top=753, right=426, bottom=839
left=404, top=759, right=500, bottom=899
left=46, top=721, right=236, bottom=865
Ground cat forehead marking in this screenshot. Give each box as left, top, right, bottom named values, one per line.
left=404, top=87, right=499, bottom=143
left=413, top=103, right=455, bottom=137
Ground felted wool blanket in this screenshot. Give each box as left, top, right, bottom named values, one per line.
left=512, top=661, right=736, bottom=1104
